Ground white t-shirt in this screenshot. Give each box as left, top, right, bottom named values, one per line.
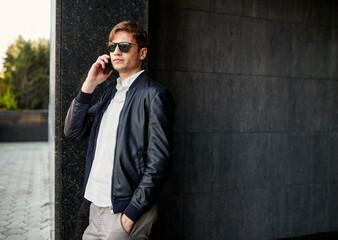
left=84, top=70, right=144, bottom=207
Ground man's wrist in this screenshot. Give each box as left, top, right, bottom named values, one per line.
left=81, top=79, right=98, bottom=93
left=121, top=214, right=135, bottom=233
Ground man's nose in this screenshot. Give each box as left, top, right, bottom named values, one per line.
left=113, top=45, right=122, bottom=54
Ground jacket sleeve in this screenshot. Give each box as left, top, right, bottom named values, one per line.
left=64, top=91, right=99, bottom=140
left=123, top=88, right=175, bottom=222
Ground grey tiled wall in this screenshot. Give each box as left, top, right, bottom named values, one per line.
left=148, top=1, right=338, bottom=239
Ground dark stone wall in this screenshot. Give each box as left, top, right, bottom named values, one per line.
left=0, top=110, right=48, bottom=142
left=52, top=0, right=148, bottom=239
left=148, top=1, right=338, bottom=240
left=52, top=0, right=337, bottom=239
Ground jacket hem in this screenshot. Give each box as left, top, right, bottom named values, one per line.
left=112, top=199, right=129, bottom=213
left=76, top=91, right=93, bottom=104
left=123, top=202, right=144, bottom=222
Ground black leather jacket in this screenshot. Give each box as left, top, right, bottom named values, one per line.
left=64, top=72, right=175, bottom=222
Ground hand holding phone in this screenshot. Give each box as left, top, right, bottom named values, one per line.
left=104, top=58, right=113, bottom=75
left=82, top=55, right=112, bottom=93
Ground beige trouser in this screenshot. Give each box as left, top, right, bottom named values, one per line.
left=82, top=203, right=157, bottom=240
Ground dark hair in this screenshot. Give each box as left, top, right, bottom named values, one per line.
left=109, top=20, right=149, bottom=48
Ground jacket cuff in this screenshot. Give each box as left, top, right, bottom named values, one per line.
left=75, top=91, right=93, bottom=104
left=123, top=202, right=143, bottom=222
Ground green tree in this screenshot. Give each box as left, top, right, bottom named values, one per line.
left=2, top=36, right=49, bottom=109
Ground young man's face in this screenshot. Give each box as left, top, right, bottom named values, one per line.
left=110, top=31, right=147, bottom=79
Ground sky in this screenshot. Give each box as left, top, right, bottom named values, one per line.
left=0, top=0, right=50, bottom=72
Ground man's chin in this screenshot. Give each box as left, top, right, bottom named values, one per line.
left=113, top=64, right=124, bottom=72
left=113, top=66, right=123, bottom=73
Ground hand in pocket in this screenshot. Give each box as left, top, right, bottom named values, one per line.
left=121, top=213, right=135, bottom=234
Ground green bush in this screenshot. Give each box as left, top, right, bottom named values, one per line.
left=0, top=88, right=18, bottom=110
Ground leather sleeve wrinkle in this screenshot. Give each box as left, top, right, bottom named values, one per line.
left=129, top=89, right=174, bottom=215
left=64, top=88, right=112, bottom=140
left=64, top=98, right=99, bottom=140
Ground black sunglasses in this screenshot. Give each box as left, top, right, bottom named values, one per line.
left=106, top=42, right=139, bottom=53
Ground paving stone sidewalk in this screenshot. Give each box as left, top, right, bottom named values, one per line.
left=0, top=142, right=53, bottom=240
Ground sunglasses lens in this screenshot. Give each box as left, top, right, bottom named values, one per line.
left=118, top=42, right=130, bottom=53
left=107, top=43, right=117, bottom=52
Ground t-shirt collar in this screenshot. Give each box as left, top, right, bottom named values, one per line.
left=116, top=70, right=145, bottom=90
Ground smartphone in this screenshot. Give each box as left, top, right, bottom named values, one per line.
left=104, top=58, right=113, bottom=75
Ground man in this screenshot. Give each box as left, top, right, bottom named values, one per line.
left=64, top=20, right=174, bottom=240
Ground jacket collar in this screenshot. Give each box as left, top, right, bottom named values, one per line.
left=128, top=71, right=147, bottom=90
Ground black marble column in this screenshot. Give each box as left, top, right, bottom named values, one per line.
left=51, top=1, right=148, bottom=239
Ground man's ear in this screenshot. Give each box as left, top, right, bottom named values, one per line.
left=139, top=48, right=147, bottom=60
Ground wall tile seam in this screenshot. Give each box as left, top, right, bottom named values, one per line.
left=211, top=11, right=217, bottom=202
left=159, top=183, right=331, bottom=196
left=174, top=130, right=337, bottom=135
left=159, top=186, right=331, bottom=197
left=145, top=0, right=150, bottom=33
left=181, top=129, right=186, bottom=238
left=152, top=69, right=338, bottom=82
left=326, top=178, right=330, bottom=229
left=239, top=4, right=243, bottom=95
left=327, top=124, right=332, bottom=208
left=152, top=3, right=337, bottom=30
